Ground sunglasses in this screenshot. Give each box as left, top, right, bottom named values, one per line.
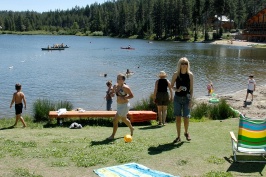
left=181, top=62, right=188, bottom=65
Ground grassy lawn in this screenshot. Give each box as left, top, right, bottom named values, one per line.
left=0, top=117, right=265, bottom=177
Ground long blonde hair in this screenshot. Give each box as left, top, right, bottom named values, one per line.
left=175, top=57, right=192, bottom=77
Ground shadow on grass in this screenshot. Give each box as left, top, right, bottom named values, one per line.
left=224, top=156, right=265, bottom=175
left=90, top=137, right=123, bottom=146
left=138, top=125, right=164, bottom=130
left=0, top=126, right=15, bottom=130
left=148, top=142, right=184, bottom=155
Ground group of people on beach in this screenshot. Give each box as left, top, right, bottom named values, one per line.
left=104, top=56, right=256, bottom=142
left=11, top=55, right=255, bottom=144
left=104, top=57, right=193, bottom=142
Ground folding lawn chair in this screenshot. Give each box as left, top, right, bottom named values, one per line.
left=230, top=114, right=266, bottom=162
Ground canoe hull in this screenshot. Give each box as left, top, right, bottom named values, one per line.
left=120, top=47, right=135, bottom=50
left=41, top=48, right=64, bottom=50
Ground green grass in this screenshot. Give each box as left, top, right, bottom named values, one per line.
left=0, top=118, right=264, bottom=177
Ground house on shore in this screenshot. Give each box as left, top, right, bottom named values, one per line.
left=243, top=8, right=266, bottom=42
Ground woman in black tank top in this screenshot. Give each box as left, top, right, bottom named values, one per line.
left=153, top=71, right=173, bottom=125
left=171, top=57, right=194, bottom=143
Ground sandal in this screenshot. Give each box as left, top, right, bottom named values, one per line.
left=173, top=137, right=181, bottom=143
left=184, top=133, right=191, bottom=141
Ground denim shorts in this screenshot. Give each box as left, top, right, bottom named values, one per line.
left=173, top=95, right=190, bottom=118
left=106, top=99, right=113, bottom=111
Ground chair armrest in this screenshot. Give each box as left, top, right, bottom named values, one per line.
left=230, top=131, right=238, bottom=142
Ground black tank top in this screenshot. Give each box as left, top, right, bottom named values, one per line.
left=175, top=73, right=190, bottom=96
left=157, top=79, right=168, bottom=92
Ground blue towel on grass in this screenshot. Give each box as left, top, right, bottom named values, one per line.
left=94, top=162, right=179, bottom=177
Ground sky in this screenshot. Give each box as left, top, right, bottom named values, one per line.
left=0, top=0, right=106, bottom=13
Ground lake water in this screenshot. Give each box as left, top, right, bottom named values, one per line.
left=0, top=34, right=265, bottom=118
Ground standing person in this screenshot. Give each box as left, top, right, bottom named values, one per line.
left=207, top=81, right=214, bottom=96
left=153, top=71, right=173, bottom=125
left=171, top=57, right=194, bottom=143
left=105, top=80, right=114, bottom=111
left=244, top=75, right=256, bottom=102
left=10, top=83, right=27, bottom=127
left=108, top=74, right=134, bottom=139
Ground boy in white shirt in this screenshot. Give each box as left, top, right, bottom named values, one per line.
left=244, top=75, right=256, bottom=102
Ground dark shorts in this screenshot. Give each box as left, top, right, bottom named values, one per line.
left=156, top=92, right=169, bottom=106
left=15, top=103, right=23, bottom=115
left=247, top=89, right=253, bottom=94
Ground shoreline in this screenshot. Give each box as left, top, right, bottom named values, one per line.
left=209, top=40, right=266, bottom=47
left=196, top=85, right=266, bottom=119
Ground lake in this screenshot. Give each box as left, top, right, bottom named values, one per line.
left=0, top=34, right=265, bottom=118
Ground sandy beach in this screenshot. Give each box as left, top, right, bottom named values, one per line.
left=203, top=40, right=266, bottom=118
left=196, top=85, right=266, bottom=119
left=210, top=39, right=266, bottom=47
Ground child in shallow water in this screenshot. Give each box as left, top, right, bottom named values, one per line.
left=207, top=81, right=214, bottom=96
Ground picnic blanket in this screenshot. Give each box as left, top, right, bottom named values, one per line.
left=94, top=162, right=179, bottom=177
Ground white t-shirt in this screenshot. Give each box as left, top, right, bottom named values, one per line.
left=247, top=79, right=256, bottom=91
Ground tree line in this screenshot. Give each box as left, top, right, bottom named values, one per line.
left=0, top=0, right=265, bottom=40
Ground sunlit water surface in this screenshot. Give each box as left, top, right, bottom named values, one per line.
left=0, top=35, right=265, bottom=118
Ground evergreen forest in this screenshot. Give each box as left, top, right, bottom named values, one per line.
left=0, top=0, right=265, bottom=40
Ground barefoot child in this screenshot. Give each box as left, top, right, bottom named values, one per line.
left=207, top=81, right=214, bottom=96
left=10, top=83, right=27, bottom=127
left=105, top=80, right=114, bottom=111
left=244, top=75, right=256, bottom=102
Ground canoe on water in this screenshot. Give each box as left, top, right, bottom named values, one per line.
left=120, top=47, right=135, bottom=50
left=41, top=47, right=65, bottom=50
left=52, top=45, right=69, bottom=48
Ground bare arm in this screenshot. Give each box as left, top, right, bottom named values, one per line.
left=22, top=93, right=26, bottom=109
left=110, top=88, right=115, bottom=97
left=168, top=80, right=173, bottom=100
left=153, top=80, right=158, bottom=100
left=189, top=73, right=194, bottom=108
left=10, top=94, right=15, bottom=108
left=171, top=72, right=177, bottom=88
left=112, top=85, right=117, bottom=95
left=124, top=86, right=134, bottom=100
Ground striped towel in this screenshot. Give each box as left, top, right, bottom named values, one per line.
left=94, top=162, right=179, bottom=177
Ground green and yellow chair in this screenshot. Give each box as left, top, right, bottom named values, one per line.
left=230, top=114, right=266, bottom=162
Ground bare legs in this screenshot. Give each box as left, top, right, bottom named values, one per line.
left=157, top=105, right=168, bottom=125
left=174, top=116, right=190, bottom=142
left=245, top=92, right=254, bottom=102
left=162, top=106, right=167, bottom=125
left=108, top=114, right=134, bottom=139
left=13, top=114, right=26, bottom=127
left=175, top=116, right=182, bottom=138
